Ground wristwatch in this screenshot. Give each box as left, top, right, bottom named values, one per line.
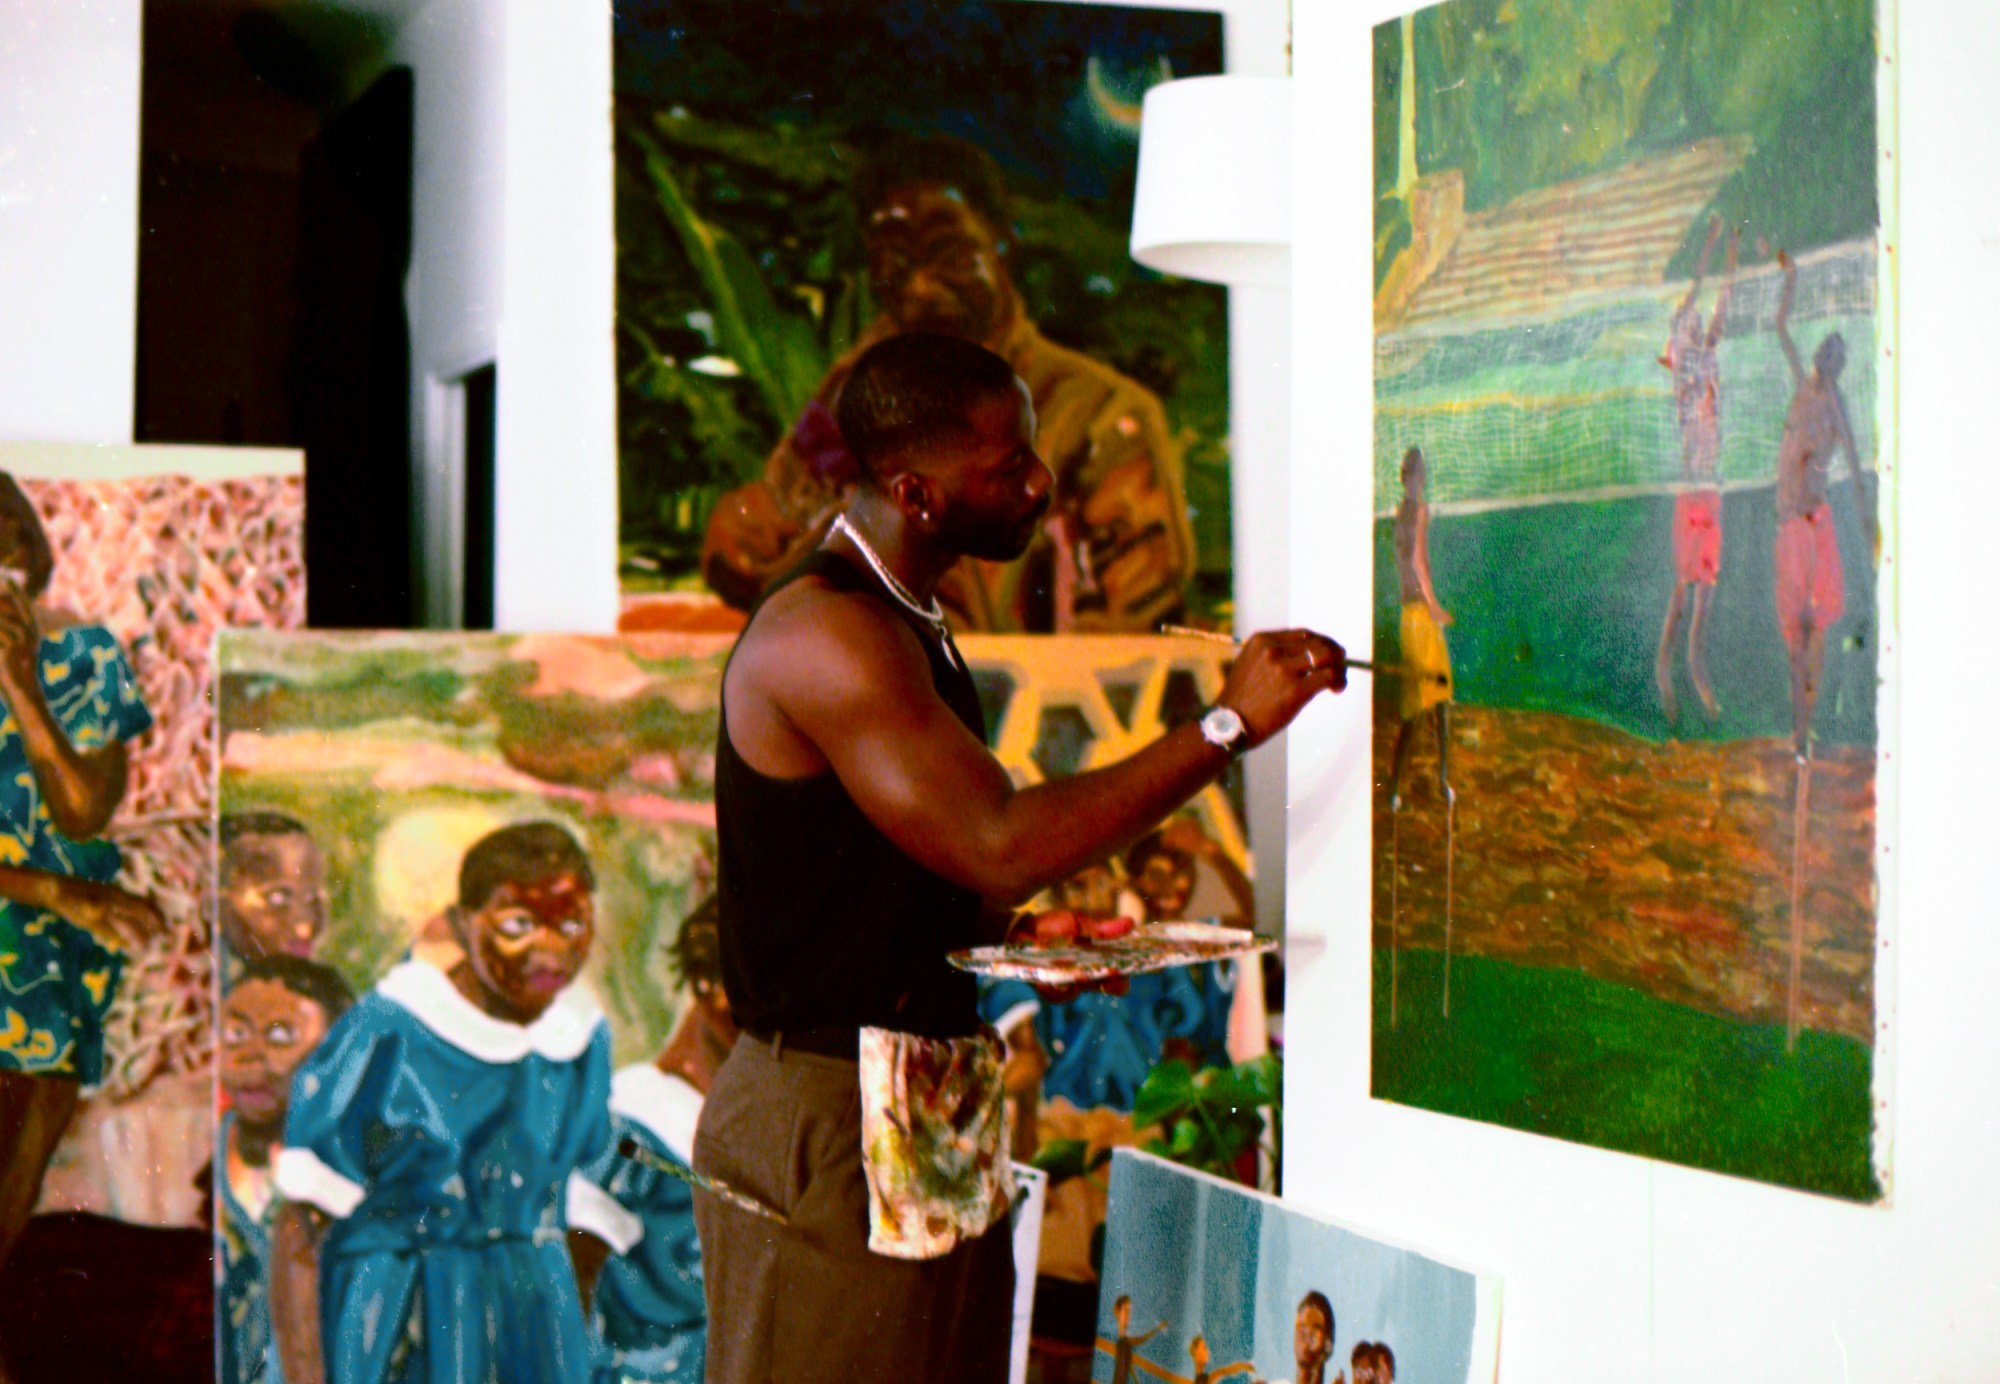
left=1198, top=703, right=1249, bottom=756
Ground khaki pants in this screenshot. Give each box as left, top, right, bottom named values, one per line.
left=692, top=1034, right=1016, bottom=1384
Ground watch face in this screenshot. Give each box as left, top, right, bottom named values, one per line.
left=1201, top=706, right=1245, bottom=748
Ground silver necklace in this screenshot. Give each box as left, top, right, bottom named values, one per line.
left=830, top=514, right=962, bottom=669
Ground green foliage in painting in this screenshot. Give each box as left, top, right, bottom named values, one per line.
left=1032, top=1053, right=1282, bottom=1194
left=617, top=109, right=872, bottom=588
left=1373, top=0, right=1879, bottom=286
left=1132, top=1054, right=1281, bottom=1188
left=1031, top=1136, right=1113, bottom=1185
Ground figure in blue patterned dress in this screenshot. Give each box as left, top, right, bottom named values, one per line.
left=216, top=957, right=356, bottom=1384
left=577, top=898, right=736, bottom=1384
left=270, top=822, right=627, bottom=1384
left=0, top=472, right=164, bottom=1361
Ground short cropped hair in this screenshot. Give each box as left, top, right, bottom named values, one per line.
left=852, top=133, right=1013, bottom=239
left=221, top=811, right=314, bottom=849
left=0, top=473, right=55, bottom=598
left=459, top=821, right=594, bottom=911
left=1299, top=1288, right=1334, bottom=1335
left=229, top=954, right=356, bottom=1024
left=834, top=333, right=1021, bottom=479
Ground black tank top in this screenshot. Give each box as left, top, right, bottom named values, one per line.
left=715, top=549, right=986, bottom=1040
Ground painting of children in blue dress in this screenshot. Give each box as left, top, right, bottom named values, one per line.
left=980, top=814, right=1263, bottom=1283
left=268, top=822, right=626, bottom=1384
left=216, top=956, right=355, bottom=1384
left=1093, top=1151, right=1498, bottom=1384
left=218, top=630, right=739, bottom=1384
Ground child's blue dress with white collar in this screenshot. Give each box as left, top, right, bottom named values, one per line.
left=275, top=958, right=624, bottom=1384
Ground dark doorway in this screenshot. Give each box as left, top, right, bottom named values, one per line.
left=461, top=363, right=497, bottom=629
left=295, top=67, right=415, bottom=627
left=135, top=5, right=414, bottom=627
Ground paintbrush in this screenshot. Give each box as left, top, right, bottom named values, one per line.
left=1157, top=624, right=1446, bottom=684
left=617, top=1137, right=791, bottom=1226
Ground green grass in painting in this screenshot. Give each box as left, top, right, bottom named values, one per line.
left=1372, top=948, right=1880, bottom=1201
left=1370, top=484, right=1879, bottom=748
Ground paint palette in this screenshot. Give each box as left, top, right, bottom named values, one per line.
left=948, top=922, right=1275, bottom=985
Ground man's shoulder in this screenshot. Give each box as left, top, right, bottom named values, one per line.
left=735, top=576, right=927, bottom=695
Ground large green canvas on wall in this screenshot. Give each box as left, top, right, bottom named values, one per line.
left=613, top=0, right=1228, bottom=635
left=1370, top=0, right=1895, bottom=1201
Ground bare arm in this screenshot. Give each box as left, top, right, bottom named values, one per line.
left=1134, top=1322, right=1170, bottom=1347
left=0, top=590, right=131, bottom=839
left=1773, top=247, right=1804, bottom=385
left=748, top=597, right=1342, bottom=910
left=271, top=1202, right=328, bottom=1384
left=0, top=864, right=162, bottom=950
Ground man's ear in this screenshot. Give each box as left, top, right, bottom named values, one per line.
left=889, top=471, right=938, bottom=527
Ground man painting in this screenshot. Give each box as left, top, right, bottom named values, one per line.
left=1655, top=215, right=1738, bottom=723
left=701, top=134, right=1196, bottom=633
left=694, top=333, right=1344, bottom=1383
left=1766, top=241, right=1876, bottom=761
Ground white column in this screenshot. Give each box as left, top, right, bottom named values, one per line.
left=0, top=0, right=142, bottom=444
left=492, top=0, right=618, bottom=632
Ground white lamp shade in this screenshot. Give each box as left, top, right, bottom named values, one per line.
left=1130, top=75, right=1291, bottom=288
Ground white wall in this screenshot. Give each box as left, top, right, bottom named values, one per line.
left=1282, top=2, right=2000, bottom=1379
left=491, top=0, right=616, bottom=632
left=394, top=0, right=503, bottom=624
left=0, top=0, right=141, bottom=445
left=395, top=0, right=617, bottom=632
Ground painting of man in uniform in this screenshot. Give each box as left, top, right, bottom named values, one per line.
left=1369, top=0, right=1891, bottom=1200
left=613, top=0, right=1229, bottom=633
left=0, top=442, right=302, bottom=1384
